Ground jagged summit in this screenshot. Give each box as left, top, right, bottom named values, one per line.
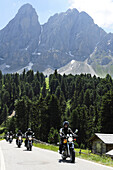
left=18, top=3, right=35, bottom=13
left=48, top=8, right=79, bottom=23
left=79, top=11, right=94, bottom=23
left=15, top=3, right=39, bottom=22
left=66, top=8, right=79, bottom=14
left=0, top=3, right=41, bottom=72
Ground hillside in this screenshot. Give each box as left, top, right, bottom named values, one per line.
left=0, top=70, right=113, bottom=146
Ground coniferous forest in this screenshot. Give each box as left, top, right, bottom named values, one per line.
left=0, top=69, right=113, bottom=148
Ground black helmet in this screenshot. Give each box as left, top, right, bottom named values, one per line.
left=18, top=130, right=21, bottom=133
left=63, top=121, right=69, bottom=128
left=27, top=128, right=31, bottom=131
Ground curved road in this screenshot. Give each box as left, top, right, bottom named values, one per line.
left=0, top=140, right=113, bottom=170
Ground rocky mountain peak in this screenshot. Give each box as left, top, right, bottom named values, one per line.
left=17, top=3, right=35, bottom=15
left=15, top=3, right=40, bottom=29
left=65, top=8, right=79, bottom=15
left=66, top=8, right=79, bottom=15
left=0, top=3, right=41, bottom=72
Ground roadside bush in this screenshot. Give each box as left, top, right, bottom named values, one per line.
left=48, top=127, right=59, bottom=144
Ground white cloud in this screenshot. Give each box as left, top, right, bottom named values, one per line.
left=68, top=0, right=113, bottom=32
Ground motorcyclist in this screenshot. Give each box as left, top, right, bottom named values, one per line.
left=5, top=132, right=9, bottom=141
left=59, top=121, right=75, bottom=154
left=16, top=130, right=23, bottom=145
left=8, top=131, right=14, bottom=142
left=25, top=128, right=34, bottom=147
left=9, top=131, right=13, bottom=138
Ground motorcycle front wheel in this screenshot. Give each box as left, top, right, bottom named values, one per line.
left=18, top=143, right=21, bottom=148
left=71, top=150, right=75, bottom=163
left=30, top=147, right=32, bottom=151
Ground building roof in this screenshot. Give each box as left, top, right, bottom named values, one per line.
left=89, top=133, right=113, bottom=144
left=106, top=149, right=113, bottom=156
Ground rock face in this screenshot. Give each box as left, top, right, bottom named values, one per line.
left=0, top=4, right=41, bottom=72
left=35, top=9, right=106, bottom=71
left=0, top=3, right=113, bottom=77
left=88, top=33, right=113, bottom=77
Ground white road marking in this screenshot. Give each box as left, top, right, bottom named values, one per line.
left=0, top=144, right=6, bottom=170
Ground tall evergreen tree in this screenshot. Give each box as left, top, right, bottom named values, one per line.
left=47, top=94, right=62, bottom=130
left=101, top=90, right=113, bottom=133
left=42, top=82, right=47, bottom=98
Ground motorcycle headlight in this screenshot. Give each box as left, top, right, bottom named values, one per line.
left=19, top=136, right=21, bottom=140
left=63, top=139, right=67, bottom=144
left=68, top=137, right=73, bottom=142
left=29, top=137, right=32, bottom=140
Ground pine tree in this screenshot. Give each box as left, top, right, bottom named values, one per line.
left=101, top=90, right=113, bottom=133
left=47, top=94, right=62, bottom=130
left=42, top=82, right=47, bottom=98
left=1, top=104, right=8, bottom=125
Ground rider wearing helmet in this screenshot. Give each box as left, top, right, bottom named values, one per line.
left=25, top=128, right=34, bottom=146
left=59, top=121, right=74, bottom=154
left=9, top=131, right=13, bottom=136
left=16, top=130, right=23, bottom=144
left=5, top=131, right=9, bottom=141
left=9, top=131, right=13, bottom=138
left=25, top=128, right=33, bottom=136
left=17, top=130, right=22, bottom=136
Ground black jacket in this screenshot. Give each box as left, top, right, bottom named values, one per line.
left=25, top=131, right=34, bottom=137
left=59, top=127, right=74, bottom=138
left=17, top=132, right=22, bottom=137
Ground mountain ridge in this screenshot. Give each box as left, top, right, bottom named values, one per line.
left=0, top=3, right=113, bottom=77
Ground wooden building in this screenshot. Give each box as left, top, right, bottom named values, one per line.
left=106, top=149, right=113, bottom=158
left=89, top=133, right=113, bottom=155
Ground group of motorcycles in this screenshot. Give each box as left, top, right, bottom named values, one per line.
left=5, top=134, right=33, bottom=151
left=5, top=129, right=78, bottom=163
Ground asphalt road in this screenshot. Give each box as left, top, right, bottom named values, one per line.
left=0, top=139, right=113, bottom=170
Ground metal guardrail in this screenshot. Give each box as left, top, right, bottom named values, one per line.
left=0, top=136, right=51, bottom=144
left=0, top=136, right=5, bottom=139
left=33, top=138, right=51, bottom=145
left=33, top=138, right=85, bottom=156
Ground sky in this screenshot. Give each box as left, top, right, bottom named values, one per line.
left=1, top=0, right=113, bottom=33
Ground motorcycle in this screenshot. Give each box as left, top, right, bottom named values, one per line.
left=6, top=135, right=9, bottom=142
left=26, top=135, right=33, bottom=151
left=16, top=136, right=23, bottom=148
left=9, top=135, right=13, bottom=143
left=61, top=129, right=78, bottom=163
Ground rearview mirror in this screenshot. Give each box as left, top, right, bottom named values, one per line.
left=75, top=129, right=78, bottom=133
